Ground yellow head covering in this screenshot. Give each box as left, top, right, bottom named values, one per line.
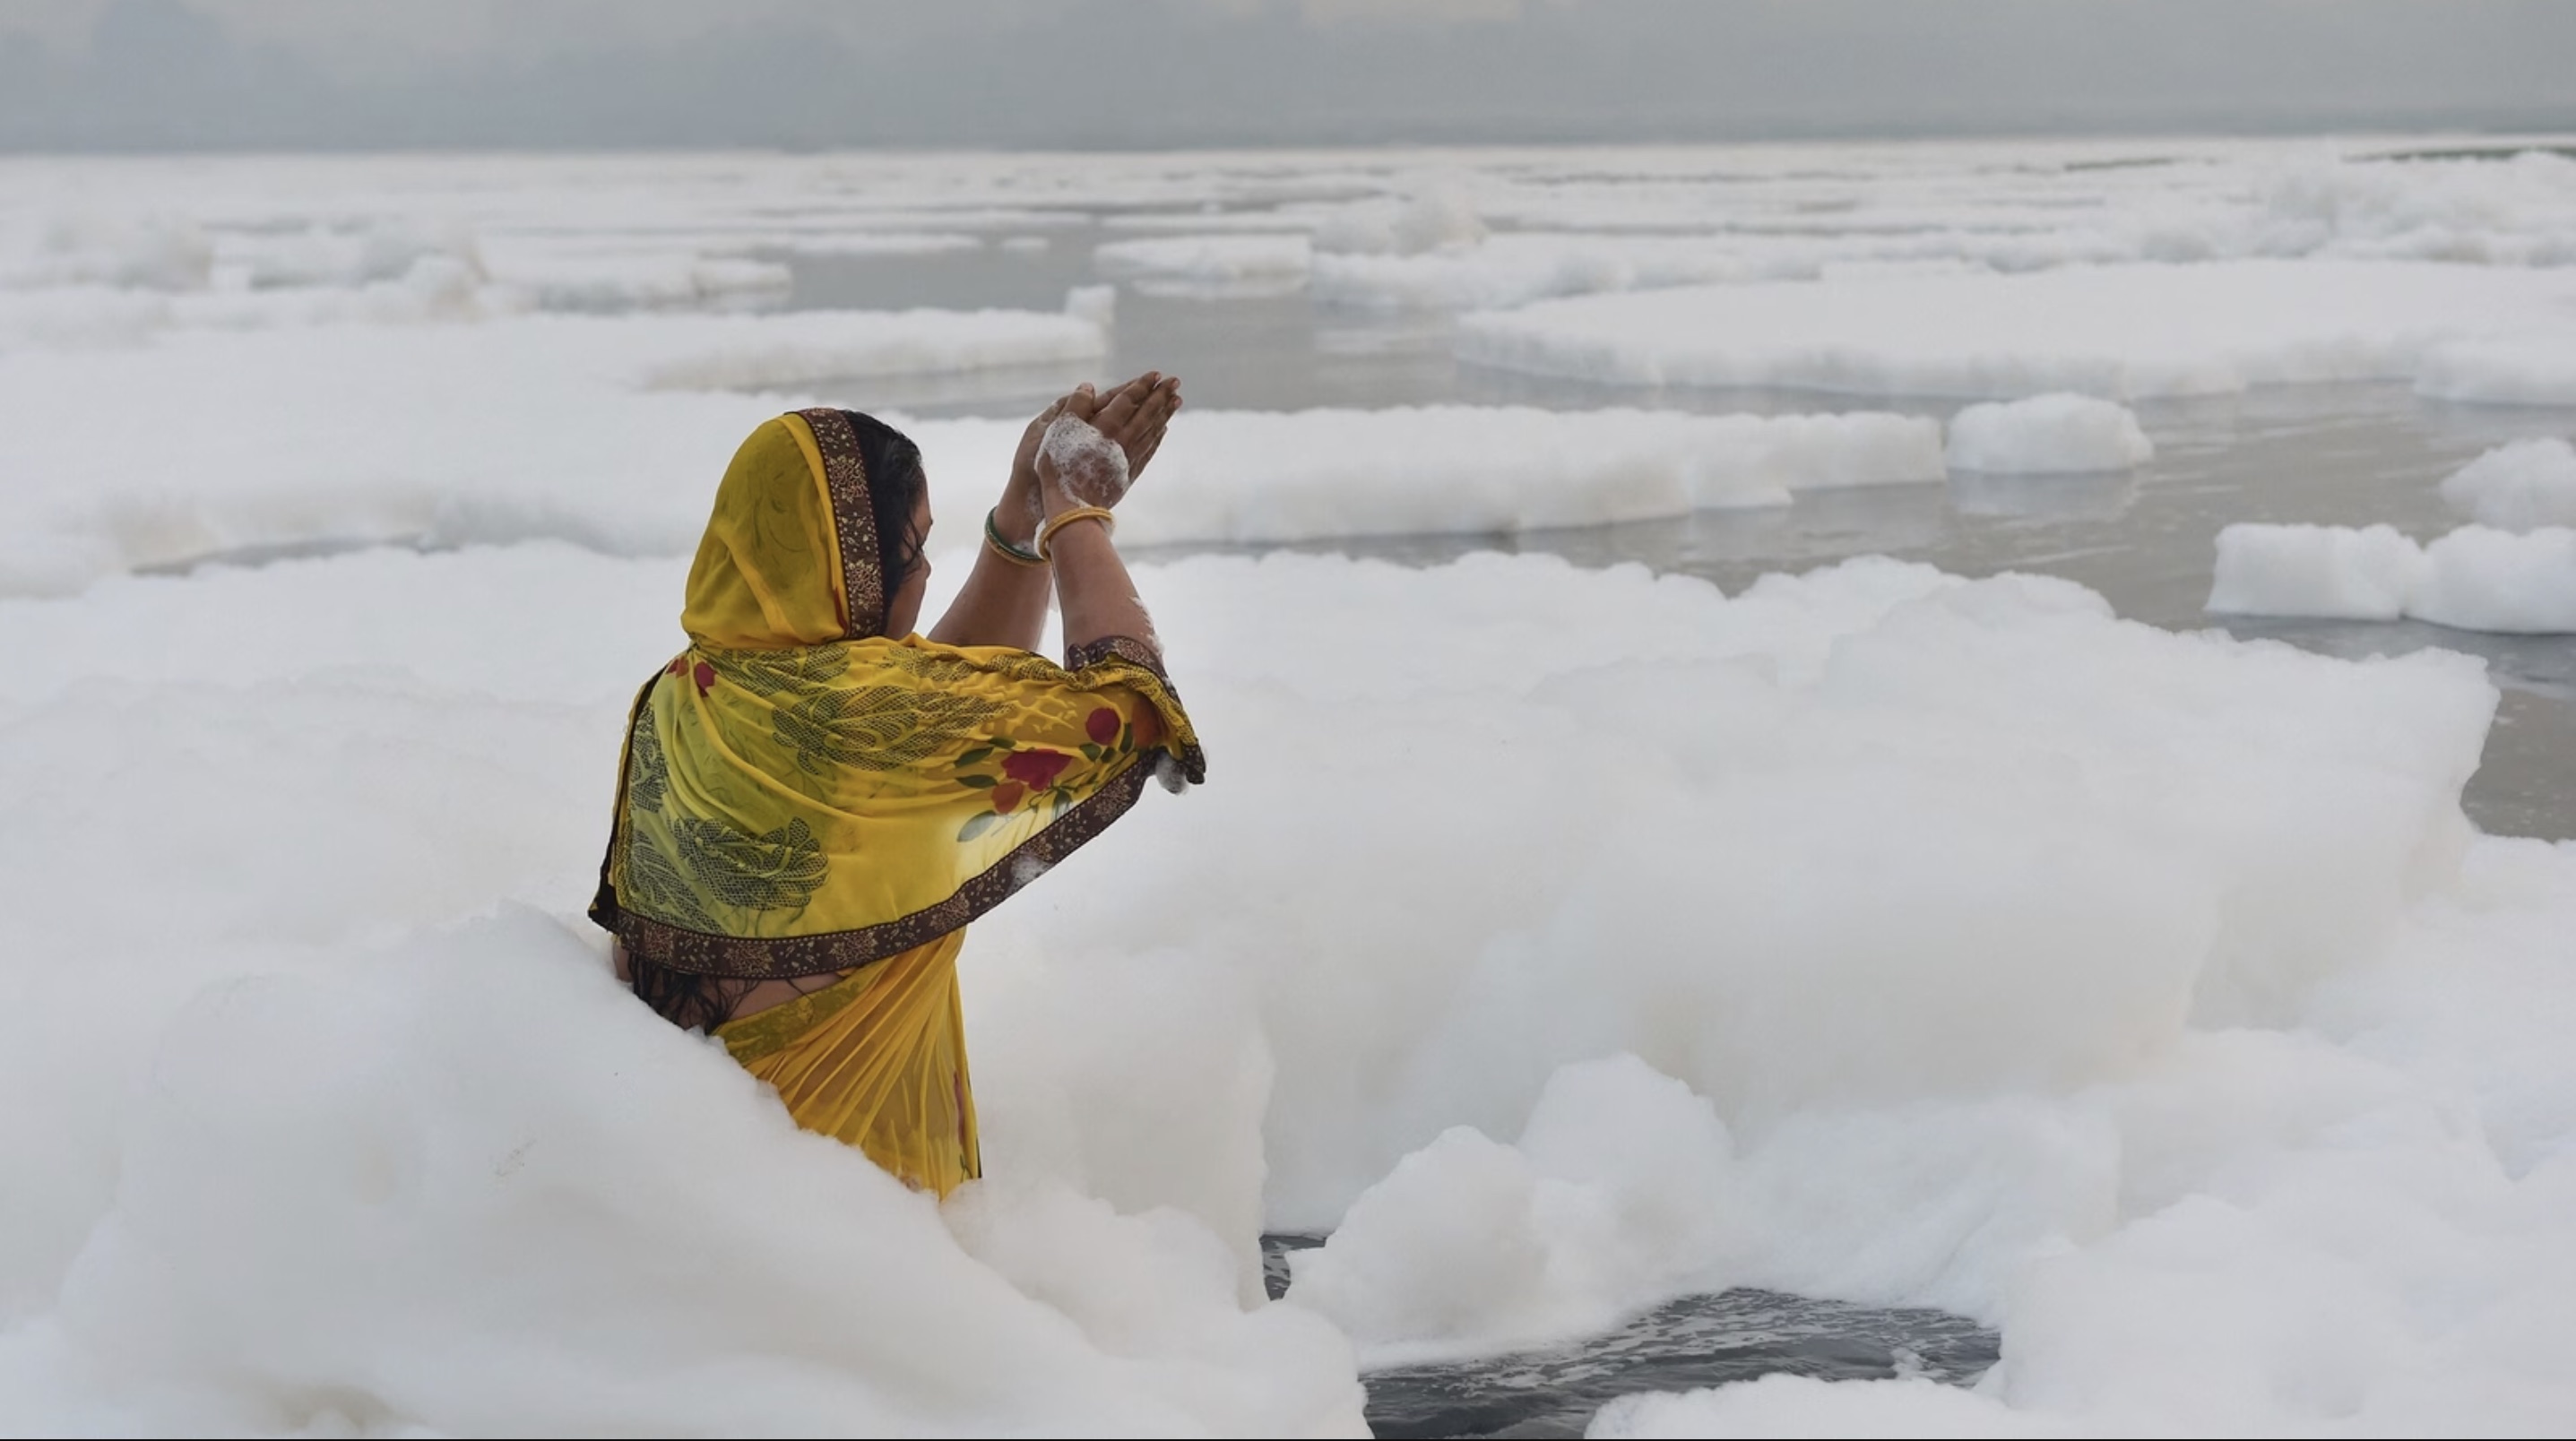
left=683, top=410, right=882, bottom=647
left=591, top=408, right=1201, bottom=983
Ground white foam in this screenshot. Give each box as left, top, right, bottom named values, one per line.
left=2206, top=522, right=2429, bottom=622
left=10, top=541, right=2570, bottom=1433
left=1287, top=1056, right=1735, bottom=1364
left=11, top=138, right=2576, bottom=1434
left=1310, top=184, right=1489, bottom=257
left=2209, top=521, right=2576, bottom=633
left=0, top=308, right=1106, bottom=592
left=1093, top=234, right=1312, bottom=296
left=1007, top=406, right=1946, bottom=547
left=2415, top=332, right=2576, bottom=408
left=1063, top=284, right=1119, bottom=332
left=0, top=318, right=1938, bottom=589
left=1945, top=393, right=2154, bottom=474
left=1039, top=412, right=1133, bottom=508
left=633, top=308, right=1109, bottom=393
left=2441, top=438, right=2576, bottom=531
left=1457, top=261, right=2576, bottom=401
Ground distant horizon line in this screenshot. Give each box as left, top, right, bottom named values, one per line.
left=8, top=121, right=2576, bottom=162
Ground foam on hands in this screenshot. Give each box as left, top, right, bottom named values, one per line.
left=1040, top=411, right=1133, bottom=508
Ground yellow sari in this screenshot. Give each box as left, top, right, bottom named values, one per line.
left=591, top=408, right=1202, bottom=1196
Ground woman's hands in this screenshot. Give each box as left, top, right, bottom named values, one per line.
left=1086, top=369, right=1183, bottom=486
left=1003, top=371, right=1182, bottom=533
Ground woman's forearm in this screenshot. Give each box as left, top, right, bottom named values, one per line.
left=1047, top=519, right=1158, bottom=659
left=926, top=529, right=1052, bottom=651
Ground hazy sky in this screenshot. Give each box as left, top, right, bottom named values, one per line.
left=3, top=0, right=2572, bottom=151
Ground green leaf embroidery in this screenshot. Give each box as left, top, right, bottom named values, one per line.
left=625, top=708, right=672, bottom=815
left=957, top=811, right=1001, bottom=842
left=956, top=746, right=994, bottom=766
left=772, top=686, right=1009, bottom=777
left=958, top=773, right=998, bottom=789
left=621, top=828, right=721, bottom=931
left=710, top=648, right=850, bottom=697
left=667, top=815, right=827, bottom=915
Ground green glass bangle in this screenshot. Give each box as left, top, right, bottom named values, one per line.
left=984, top=507, right=1046, bottom=566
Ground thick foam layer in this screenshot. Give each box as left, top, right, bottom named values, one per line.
left=10, top=541, right=2563, bottom=1435
left=1945, top=393, right=2153, bottom=475
left=1457, top=261, right=2576, bottom=401
left=0, top=328, right=1941, bottom=590
left=2209, top=521, right=2576, bottom=633
left=2442, top=437, right=2576, bottom=531
left=1093, top=235, right=1312, bottom=297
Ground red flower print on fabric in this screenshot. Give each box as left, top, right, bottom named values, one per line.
left=1001, top=748, right=1071, bottom=789
left=691, top=660, right=716, bottom=698
left=990, top=780, right=1027, bottom=814
left=1085, top=707, right=1120, bottom=746
left=1130, top=703, right=1164, bottom=751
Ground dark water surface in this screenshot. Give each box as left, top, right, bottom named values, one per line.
left=794, top=238, right=2572, bottom=1433
left=1260, top=1236, right=1998, bottom=1440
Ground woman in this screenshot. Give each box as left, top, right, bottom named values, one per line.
left=590, top=374, right=1200, bottom=1197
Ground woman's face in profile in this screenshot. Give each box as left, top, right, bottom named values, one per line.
left=883, top=484, right=933, bottom=637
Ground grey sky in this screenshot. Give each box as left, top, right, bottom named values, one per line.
left=3, top=1, right=2572, bottom=151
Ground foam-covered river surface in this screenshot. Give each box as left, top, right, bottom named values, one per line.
left=797, top=241, right=2576, bottom=839
left=795, top=233, right=2576, bottom=1435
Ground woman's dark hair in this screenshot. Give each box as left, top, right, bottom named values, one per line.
left=843, top=410, right=928, bottom=594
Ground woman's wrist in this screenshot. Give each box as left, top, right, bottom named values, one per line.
left=993, top=487, right=1042, bottom=546
left=1037, top=488, right=1105, bottom=524
left=1035, top=505, right=1116, bottom=562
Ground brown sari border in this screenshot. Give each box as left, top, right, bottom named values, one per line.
left=1066, top=633, right=1168, bottom=679
left=1066, top=634, right=1204, bottom=784
left=611, top=761, right=1155, bottom=979
left=796, top=407, right=885, bottom=640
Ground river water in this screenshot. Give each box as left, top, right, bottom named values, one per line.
left=790, top=236, right=2576, bottom=1437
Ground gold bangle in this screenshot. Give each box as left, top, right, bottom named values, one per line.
left=1036, top=505, right=1116, bottom=562
left=984, top=507, right=1047, bottom=567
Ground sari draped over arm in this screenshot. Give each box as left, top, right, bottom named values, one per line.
left=589, top=409, right=1202, bottom=1195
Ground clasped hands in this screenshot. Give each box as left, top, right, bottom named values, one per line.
left=1000, top=371, right=1183, bottom=542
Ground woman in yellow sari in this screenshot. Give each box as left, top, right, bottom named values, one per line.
left=590, top=374, right=1199, bottom=1197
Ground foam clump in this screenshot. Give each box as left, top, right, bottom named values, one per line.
left=1310, top=232, right=1744, bottom=312
left=1286, top=1056, right=1735, bottom=1363
left=0, top=365, right=1937, bottom=591
left=2209, top=521, right=2576, bottom=633
left=0, top=307, right=1107, bottom=591
left=2415, top=332, right=2576, bottom=407
left=497, top=254, right=789, bottom=312
left=4, top=542, right=2570, bottom=1434
left=1311, top=184, right=1488, bottom=256
left=2206, top=522, right=2428, bottom=622
left=2440, top=437, right=2576, bottom=531
left=1063, top=282, right=1118, bottom=328
left=1093, top=235, right=1312, bottom=296
left=1591, top=1375, right=2062, bottom=1438
left=1945, top=393, right=2154, bottom=474
left=1039, top=412, right=1132, bottom=507
left=939, top=405, right=1945, bottom=548
left=21, top=213, right=215, bottom=290
left=635, top=307, right=1108, bottom=392
left=1457, top=261, right=2576, bottom=401
left=0, top=913, right=1363, bottom=1436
